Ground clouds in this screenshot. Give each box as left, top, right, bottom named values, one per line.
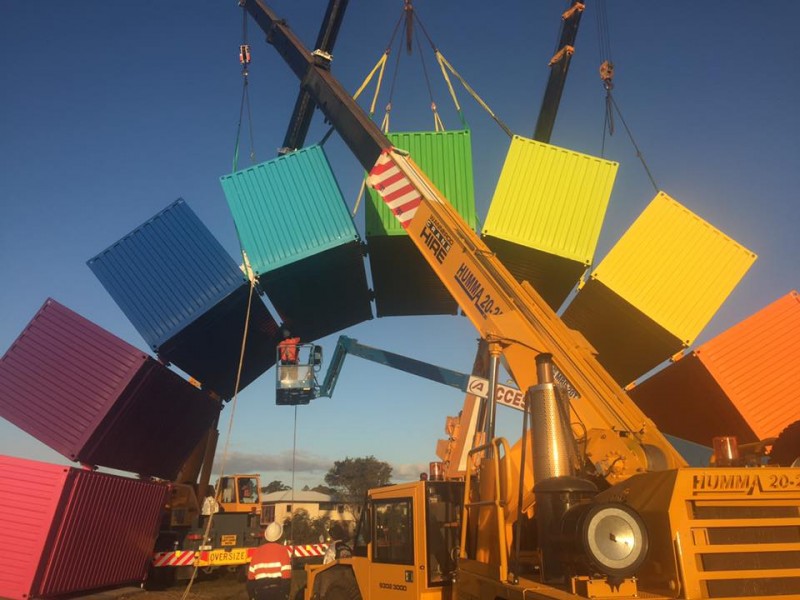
left=211, top=449, right=428, bottom=486
left=213, top=449, right=332, bottom=476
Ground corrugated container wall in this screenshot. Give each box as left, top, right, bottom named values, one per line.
left=0, top=299, right=220, bottom=479
left=0, top=455, right=167, bottom=599
left=481, top=136, right=618, bottom=309
left=221, top=145, right=372, bottom=341
left=88, top=198, right=280, bottom=398
left=629, top=291, right=800, bottom=445
left=37, top=468, right=168, bottom=597
left=365, top=129, right=476, bottom=316
left=562, top=192, right=756, bottom=384
left=87, top=198, right=244, bottom=351
left=365, top=130, right=476, bottom=236
left=0, top=456, right=68, bottom=600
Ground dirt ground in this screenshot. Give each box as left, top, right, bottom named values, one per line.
left=119, top=573, right=249, bottom=600
left=113, top=569, right=306, bottom=600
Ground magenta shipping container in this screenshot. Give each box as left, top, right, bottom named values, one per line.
left=0, top=299, right=220, bottom=480
left=0, top=455, right=168, bottom=599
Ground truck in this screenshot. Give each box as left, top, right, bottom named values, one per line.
left=242, top=1, right=800, bottom=598
left=150, top=412, right=266, bottom=578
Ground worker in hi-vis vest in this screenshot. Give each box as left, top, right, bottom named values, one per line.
left=247, top=521, right=291, bottom=600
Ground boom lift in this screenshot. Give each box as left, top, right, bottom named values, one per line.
left=243, top=1, right=800, bottom=598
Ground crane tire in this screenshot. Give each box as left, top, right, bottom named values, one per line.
left=769, top=420, right=800, bottom=467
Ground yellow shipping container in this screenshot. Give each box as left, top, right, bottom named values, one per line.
left=481, top=135, right=618, bottom=309
left=563, top=191, right=757, bottom=384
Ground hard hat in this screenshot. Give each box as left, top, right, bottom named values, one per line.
left=265, top=521, right=283, bottom=542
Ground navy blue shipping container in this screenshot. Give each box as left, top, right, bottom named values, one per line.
left=0, top=299, right=220, bottom=479
left=88, top=199, right=280, bottom=398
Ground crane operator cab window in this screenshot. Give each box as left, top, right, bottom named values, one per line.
left=238, top=477, right=260, bottom=504
left=373, top=499, right=414, bottom=565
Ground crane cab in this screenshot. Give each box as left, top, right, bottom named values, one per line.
left=217, top=474, right=262, bottom=516
left=276, top=342, right=323, bottom=405
left=305, top=478, right=463, bottom=600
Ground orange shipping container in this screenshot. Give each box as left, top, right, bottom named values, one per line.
left=628, top=291, right=800, bottom=446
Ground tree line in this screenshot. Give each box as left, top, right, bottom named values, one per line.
left=260, top=456, right=393, bottom=545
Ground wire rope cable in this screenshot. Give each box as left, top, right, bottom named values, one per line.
left=181, top=254, right=257, bottom=599
left=233, top=9, right=256, bottom=171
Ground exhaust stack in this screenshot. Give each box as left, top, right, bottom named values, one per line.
left=530, top=353, right=596, bottom=582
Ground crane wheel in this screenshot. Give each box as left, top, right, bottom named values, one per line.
left=769, top=420, right=800, bottom=467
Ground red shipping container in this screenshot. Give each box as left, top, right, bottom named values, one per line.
left=0, top=455, right=168, bottom=599
left=629, top=291, right=800, bottom=445
left=0, top=299, right=220, bottom=479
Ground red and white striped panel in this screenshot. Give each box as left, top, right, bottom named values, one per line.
left=367, top=151, right=422, bottom=229
left=290, top=544, right=328, bottom=557
left=152, top=550, right=196, bottom=567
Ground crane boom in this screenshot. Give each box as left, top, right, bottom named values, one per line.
left=280, top=0, right=350, bottom=153
left=242, top=0, right=685, bottom=470
left=533, top=1, right=584, bottom=142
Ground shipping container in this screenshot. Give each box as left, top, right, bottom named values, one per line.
left=366, top=129, right=475, bottom=315
left=629, top=291, right=800, bottom=445
left=482, top=135, right=618, bottom=309
left=221, top=145, right=372, bottom=340
left=365, top=129, right=476, bottom=236
left=0, top=299, right=220, bottom=479
left=562, top=192, right=756, bottom=384
left=0, top=455, right=167, bottom=600
left=88, top=198, right=280, bottom=398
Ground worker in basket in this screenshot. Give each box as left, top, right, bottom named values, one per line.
left=247, top=522, right=292, bottom=600
left=278, top=328, right=300, bottom=382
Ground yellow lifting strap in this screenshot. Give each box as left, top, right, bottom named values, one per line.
left=352, top=51, right=389, bottom=117
left=435, top=51, right=513, bottom=138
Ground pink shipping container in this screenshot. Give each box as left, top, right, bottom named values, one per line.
left=0, top=455, right=168, bottom=599
left=629, top=291, right=800, bottom=446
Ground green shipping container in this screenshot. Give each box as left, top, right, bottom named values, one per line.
left=365, top=129, right=476, bottom=316
left=221, top=146, right=372, bottom=341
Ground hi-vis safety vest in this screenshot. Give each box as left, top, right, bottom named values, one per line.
left=278, top=337, right=300, bottom=363
left=248, top=543, right=292, bottom=580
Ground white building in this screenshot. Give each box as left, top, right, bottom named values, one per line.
left=261, top=489, right=349, bottom=525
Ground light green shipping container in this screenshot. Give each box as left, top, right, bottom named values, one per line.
left=365, top=129, right=476, bottom=237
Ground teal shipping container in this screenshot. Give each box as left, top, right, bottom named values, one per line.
left=221, top=145, right=372, bottom=341
left=365, top=129, right=476, bottom=316
left=88, top=199, right=280, bottom=399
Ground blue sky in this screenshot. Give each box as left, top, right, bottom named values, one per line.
left=1, top=2, right=798, bottom=489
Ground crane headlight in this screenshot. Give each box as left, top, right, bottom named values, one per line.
left=580, top=503, right=649, bottom=577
